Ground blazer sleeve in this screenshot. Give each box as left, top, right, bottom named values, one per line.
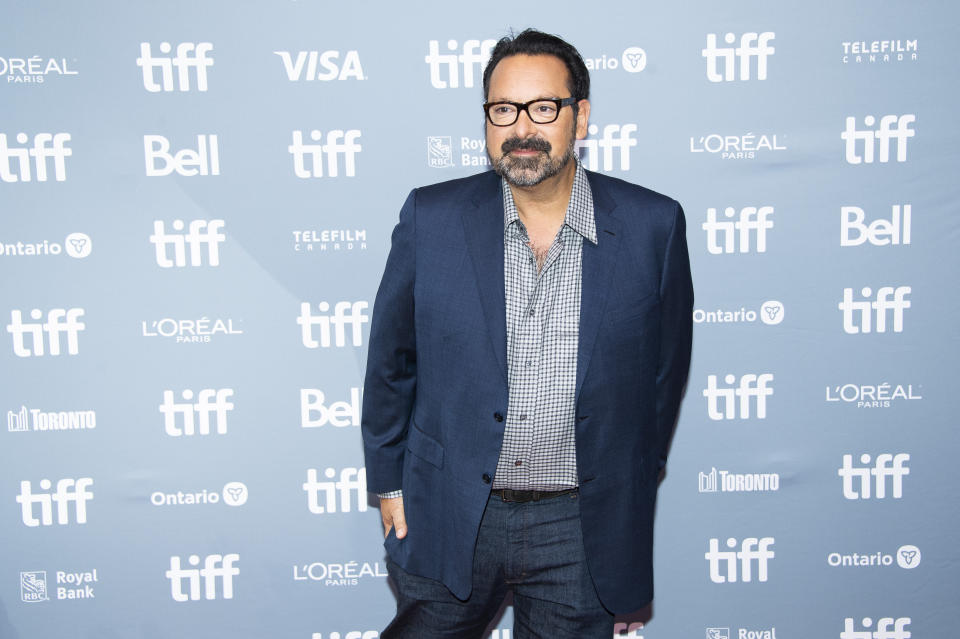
left=361, top=189, right=418, bottom=494
left=655, top=202, right=694, bottom=470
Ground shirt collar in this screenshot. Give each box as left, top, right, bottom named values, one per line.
left=502, top=156, right=597, bottom=245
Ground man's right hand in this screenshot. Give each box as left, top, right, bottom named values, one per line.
left=380, top=496, right=407, bottom=539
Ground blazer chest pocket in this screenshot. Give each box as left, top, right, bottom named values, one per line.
left=407, top=422, right=444, bottom=469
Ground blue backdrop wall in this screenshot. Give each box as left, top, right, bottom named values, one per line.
left=2, top=2, right=958, bottom=638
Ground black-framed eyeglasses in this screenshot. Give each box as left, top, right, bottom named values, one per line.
left=483, top=97, right=577, bottom=127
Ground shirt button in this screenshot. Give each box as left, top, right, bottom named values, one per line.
left=514, top=460, right=523, bottom=467
left=525, top=361, right=532, bottom=367
left=482, top=473, right=491, bottom=484
left=518, top=414, right=527, bottom=421
left=493, top=412, right=504, bottom=422
left=528, top=309, right=535, bottom=316
left=528, top=258, right=534, bottom=265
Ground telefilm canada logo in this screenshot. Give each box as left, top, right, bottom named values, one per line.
left=293, top=228, right=367, bottom=253
left=1, top=56, right=78, bottom=84
left=842, top=39, right=918, bottom=64
left=827, top=544, right=921, bottom=570
left=0, top=232, right=91, bottom=259
left=693, top=301, right=784, bottom=326
left=7, top=405, right=96, bottom=433
left=825, top=382, right=921, bottom=409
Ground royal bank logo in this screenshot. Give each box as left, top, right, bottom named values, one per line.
left=160, top=388, right=235, bottom=436
left=166, top=553, right=239, bottom=601
left=301, top=388, right=362, bottom=428
left=703, top=373, right=774, bottom=420
left=150, top=481, right=248, bottom=507
left=842, top=39, right=918, bottom=64
left=293, top=229, right=367, bottom=252
left=706, top=630, right=730, bottom=639
left=7, top=308, right=85, bottom=357
left=703, top=32, right=775, bottom=81
left=427, top=136, right=454, bottom=168
left=689, top=133, right=786, bottom=160
left=841, top=205, right=910, bottom=247
left=144, top=135, right=220, bottom=177
left=825, top=383, right=921, bottom=409
left=426, top=135, right=489, bottom=168
left=705, top=537, right=775, bottom=583
left=425, top=38, right=497, bottom=89
left=0, top=232, right=91, bottom=259
left=840, top=616, right=911, bottom=639
left=693, top=301, right=784, bottom=326
left=698, top=467, right=780, bottom=493
left=575, top=123, right=638, bottom=172
left=7, top=405, right=96, bottom=433
left=1, top=56, right=78, bottom=84
left=0, top=132, right=72, bottom=182
left=137, top=42, right=213, bottom=92
left=293, top=559, right=387, bottom=586
left=20, top=571, right=48, bottom=602
left=839, top=286, right=911, bottom=334
left=298, top=301, right=369, bottom=348
left=827, top=544, right=921, bottom=570
left=839, top=453, right=909, bottom=500
left=703, top=206, right=774, bottom=253
left=584, top=47, right=647, bottom=73
left=303, top=467, right=367, bottom=514
left=274, top=50, right=364, bottom=81
left=841, top=115, right=915, bottom=164
left=16, top=478, right=93, bottom=527
left=289, top=129, right=362, bottom=177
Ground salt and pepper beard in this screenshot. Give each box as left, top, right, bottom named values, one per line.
left=490, top=118, right=578, bottom=187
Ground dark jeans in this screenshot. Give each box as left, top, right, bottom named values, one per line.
left=383, top=490, right=614, bottom=638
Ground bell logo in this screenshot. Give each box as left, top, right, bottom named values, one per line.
left=289, top=129, right=362, bottom=178
left=144, top=134, right=220, bottom=177
left=838, top=453, right=909, bottom=500
left=166, top=553, right=239, bottom=602
left=424, top=39, right=497, bottom=89
left=840, top=617, right=911, bottom=639
left=7, top=308, right=85, bottom=357
left=702, top=32, right=775, bottom=82
left=841, top=205, right=910, bottom=246
left=841, top=114, right=915, bottom=164
left=303, top=467, right=367, bottom=514
left=703, top=373, right=774, bottom=420
left=136, top=42, right=214, bottom=92
left=301, top=388, right=362, bottom=427
left=297, top=301, right=369, bottom=348
left=149, top=219, right=225, bottom=267
left=703, top=206, right=774, bottom=254
left=704, top=536, right=775, bottom=583
left=159, top=388, right=235, bottom=437
left=0, top=132, right=71, bottom=182
left=838, top=286, right=911, bottom=334
left=274, top=50, right=364, bottom=81
left=16, top=477, right=93, bottom=527
left=575, top=124, right=638, bottom=171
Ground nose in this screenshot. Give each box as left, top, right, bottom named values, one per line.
left=513, top=107, right=539, bottom=137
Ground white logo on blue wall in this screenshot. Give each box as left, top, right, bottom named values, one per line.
left=575, top=124, right=638, bottom=171
left=7, top=405, right=96, bottom=432
left=0, top=132, right=72, bottom=182
left=427, top=136, right=454, bottom=168
left=703, top=32, right=775, bottom=81
left=690, top=133, right=786, bottom=160
left=1, top=57, right=78, bottom=84
left=166, top=554, right=239, bottom=602
left=425, top=39, right=497, bottom=89
left=0, top=232, right=91, bottom=258
left=582, top=47, right=647, bottom=73
left=144, top=135, right=219, bottom=177
left=827, top=544, right=920, bottom=569
left=842, top=39, right=918, bottom=64
left=699, top=467, right=779, bottom=493
left=839, top=286, right=910, bottom=334
left=838, top=453, right=909, bottom=500
left=7, top=308, right=85, bottom=357
left=706, top=630, right=729, bottom=639
left=275, top=50, right=364, bottom=81
left=705, top=537, right=775, bottom=583
left=842, top=617, right=910, bottom=639
left=704, top=206, right=774, bottom=253
left=20, top=571, right=48, bottom=602
left=841, top=115, right=915, bottom=164
left=137, top=42, right=213, bottom=92
left=693, top=301, right=783, bottom=326
left=841, top=205, right=910, bottom=246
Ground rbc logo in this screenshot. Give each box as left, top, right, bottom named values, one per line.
left=703, top=373, right=774, bottom=420
left=703, top=206, right=774, bottom=254
left=149, top=219, right=225, bottom=267
left=301, top=388, right=361, bottom=427
left=137, top=42, right=213, bottom=92
left=841, top=617, right=911, bottom=639
left=702, top=32, right=775, bottom=81
left=838, top=453, right=909, bottom=499
left=841, top=115, right=915, bottom=164
left=303, top=467, right=367, bottom=514
left=297, top=301, right=369, bottom=348
left=289, top=130, right=362, bottom=178
left=144, top=135, right=220, bottom=177
left=16, top=478, right=93, bottom=527
left=7, top=308, right=85, bottom=357
left=575, top=124, right=638, bottom=171
left=166, top=553, right=239, bottom=601
left=704, top=537, right=775, bottom=583
left=838, top=286, right=911, bottom=334
left=159, top=388, right=235, bottom=437
left=425, top=39, right=497, bottom=89
left=0, top=132, right=71, bottom=182
left=841, top=205, right=910, bottom=246
left=274, top=50, right=364, bottom=81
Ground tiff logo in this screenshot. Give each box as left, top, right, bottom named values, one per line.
left=166, top=553, right=239, bottom=601
left=159, top=389, right=235, bottom=437
left=274, top=50, right=364, bottom=81
left=149, top=219, right=225, bottom=267
left=838, top=286, right=910, bottom=334
left=841, top=205, right=910, bottom=247
left=144, top=134, right=219, bottom=177
left=303, top=467, right=367, bottom=514
left=575, top=124, right=638, bottom=171
left=841, top=617, right=911, bottom=639
left=703, top=206, right=774, bottom=254
left=425, top=38, right=497, bottom=89
left=703, top=32, right=775, bottom=82
left=0, top=132, right=71, bottom=182
left=705, top=536, right=775, bottom=583
left=841, top=115, right=915, bottom=164
left=297, top=301, right=369, bottom=348
left=7, top=308, right=85, bottom=357
left=16, top=477, right=93, bottom=527
left=137, top=42, right=214, bottom=92
left=289, top=130, right=362, bottom=178
left=838, top=453, right=909, bottom=500
left=301, top=388, right=361, bottom=427
left=703, top=373, right=774, bottom=420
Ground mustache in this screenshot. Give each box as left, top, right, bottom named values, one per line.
left=500, top=136, right=552, bottom=154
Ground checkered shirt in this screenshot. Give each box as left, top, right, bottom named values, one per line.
left=494, top=159, right=596, bottom=490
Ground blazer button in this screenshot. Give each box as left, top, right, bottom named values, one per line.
left=493, top=412, right=504, bottom=422
left=482, top=474, right=491, bottom=484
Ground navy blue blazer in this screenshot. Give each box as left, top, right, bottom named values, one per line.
left=361, top=168, right=693, bottom=614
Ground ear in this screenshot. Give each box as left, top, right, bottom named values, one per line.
left=575, top=99, right=591, bottom=139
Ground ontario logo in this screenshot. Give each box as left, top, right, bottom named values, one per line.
left=827, top=544, right=921, bottom=570
left=693, top=301, right=784, bottom=326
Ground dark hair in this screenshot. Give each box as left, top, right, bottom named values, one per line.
left=482, top=29, right=590, bottom=103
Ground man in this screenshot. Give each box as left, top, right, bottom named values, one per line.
left=362, top=29, right=693, bottom=637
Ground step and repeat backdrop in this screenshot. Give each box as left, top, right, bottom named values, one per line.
left=2, top=2, right=958, bottom=638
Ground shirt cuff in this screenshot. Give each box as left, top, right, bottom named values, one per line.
left=377, top=490, right=403, bottom=499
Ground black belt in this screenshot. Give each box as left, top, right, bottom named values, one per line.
left=492, top=488, right=578, bottom=503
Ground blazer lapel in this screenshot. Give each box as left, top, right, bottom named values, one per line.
left=576, top=174, right=622, bottom=401
left=460, top=174, right=508, bottom=385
